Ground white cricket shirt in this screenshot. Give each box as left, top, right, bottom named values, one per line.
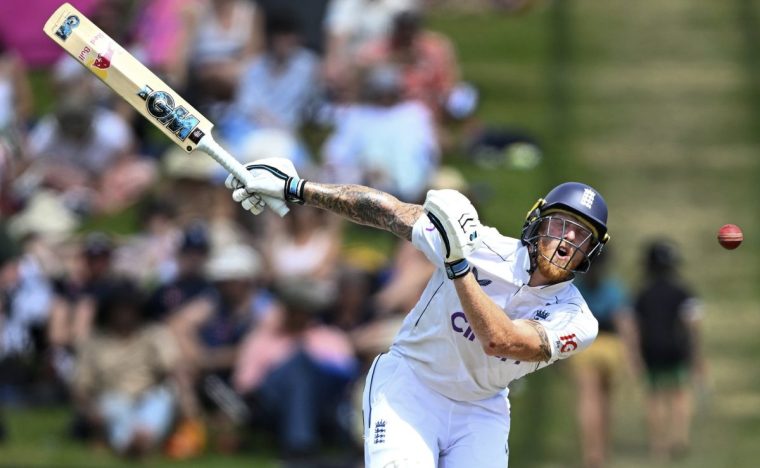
left=389, top=215, right=599, bottom=402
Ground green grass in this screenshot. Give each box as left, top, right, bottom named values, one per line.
left=2, top=407, right=276, bottom=467
left=5, top=1, right=760, bottom=466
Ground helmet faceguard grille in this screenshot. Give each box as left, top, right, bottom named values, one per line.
left=523, top=215, right=604, bottom=274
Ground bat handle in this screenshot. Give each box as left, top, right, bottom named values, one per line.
left=196, top=136, right=289, bottom=217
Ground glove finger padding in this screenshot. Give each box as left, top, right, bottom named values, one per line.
left=225, top=173, right=244, bottom=190
left=241, top=194, right=265, bottom=215
left=423, top=189, right=482, bottom=262
left=232, top=187, right=251, bottom=203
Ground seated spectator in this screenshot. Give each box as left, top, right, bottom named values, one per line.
left=112, top=198, right=182, bottom=285
left=186, top=0, right=261, bottom=112
left=0, top=228, right=54, bottom=366
left=72, top=278, right=192, bottom=457
left=0, top=37, right=33, bottom=134
left=322, top=64, right=439, bottom=202
left=0, top=222, right=20, bottom=443
left=266, top=206, right=342, bottom=300
left=328, top=264, right=378, bottom=332
left=233, top=279, right=358, bottom=458
left=323, top=0, right=420, bottom=99
left=25, top=94, right=156, bottom=216
left=0, top=136, right=19, bottom=215
left=48, top=232, right=119, bottom=355
left=130, top=0, right=200, bottom=89
left=166, top=243, right=277, bottom=451
left=357, top=10, right=460, bottom=118
left=221, top=8, right=320, bottom=168
left=1, top=223, right=54, bottom=410
left=145, top=221, right=214, bottom=321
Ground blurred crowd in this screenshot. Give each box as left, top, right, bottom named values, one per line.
left=0, top=0, right=704, bottom=466
left=0, top=0, right=480, bottom=462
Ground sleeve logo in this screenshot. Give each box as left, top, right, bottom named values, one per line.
left=559, top=333, right=578, bottom=353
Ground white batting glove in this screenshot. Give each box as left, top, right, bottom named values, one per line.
left=423, top=189, right=482, bottom=279
left=225, top=157, right=306, bottom=214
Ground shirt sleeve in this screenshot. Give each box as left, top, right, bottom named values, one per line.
left=411, top=213, right=446, bottom=266
left=679, top=296, right=703, bottom=322
left=537, top=303, right=599, bottom=368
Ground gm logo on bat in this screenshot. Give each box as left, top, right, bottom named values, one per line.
left=137, top=85, right=205, bottom=144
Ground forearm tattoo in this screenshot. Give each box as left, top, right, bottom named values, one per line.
left=304, top=182, right=424, bottom=241
left=524, top=320, right=552, bottom=362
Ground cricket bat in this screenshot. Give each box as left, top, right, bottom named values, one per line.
left=43, top=2, right=288, bottom=216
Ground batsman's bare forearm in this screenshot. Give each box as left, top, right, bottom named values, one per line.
left=453, top=274, right=552, bottom=362
left=303, top=182, right=424, bottom=241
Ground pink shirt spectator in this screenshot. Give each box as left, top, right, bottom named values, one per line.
left=233, top=317, right=356, bottom=394
left=0, top=0, right=99, bottom=67
left=131, top=0, right=198, bottom=85
left=358, top=31, right=459, bottom=117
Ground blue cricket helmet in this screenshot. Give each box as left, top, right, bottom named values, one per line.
left=521, top=182, right=610, bottom=273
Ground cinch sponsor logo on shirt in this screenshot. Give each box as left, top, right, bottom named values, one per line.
left=450, top=312, right=511, bottom=362
left=451, top=311, right=477, bottom=342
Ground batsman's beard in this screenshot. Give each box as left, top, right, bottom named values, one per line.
left=536, top=240, right=576, bottom=283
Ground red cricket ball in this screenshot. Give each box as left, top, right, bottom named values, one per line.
left=718, top=224, right=743, bottom=250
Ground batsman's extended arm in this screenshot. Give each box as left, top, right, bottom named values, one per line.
left=303, top=182, right=424, bottom=241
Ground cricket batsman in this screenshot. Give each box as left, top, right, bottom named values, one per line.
left=225, top=158, right=609, bottom=467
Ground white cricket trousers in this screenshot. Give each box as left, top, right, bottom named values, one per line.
left=362, top=351, right=511, bottom=468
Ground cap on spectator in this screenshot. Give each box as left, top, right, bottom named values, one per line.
left=273, top=277, right=336, bottom=314
left=205, top=244, right=262, bottom=282
left=181, top=222, right=210, bottom=254
left=83, top=231, right=113, bottom=257
left=239, top=128, right=299, bottom=163
left=162, top=146, right=218, bottom=181
left=7, top=191, right=80, bottom=240
left=429, top=166, right=468, bottom=192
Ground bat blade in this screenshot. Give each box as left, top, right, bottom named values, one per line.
left=43, top=3, right=289, bottom=216
left=43, top=2, right=209, bottom=152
